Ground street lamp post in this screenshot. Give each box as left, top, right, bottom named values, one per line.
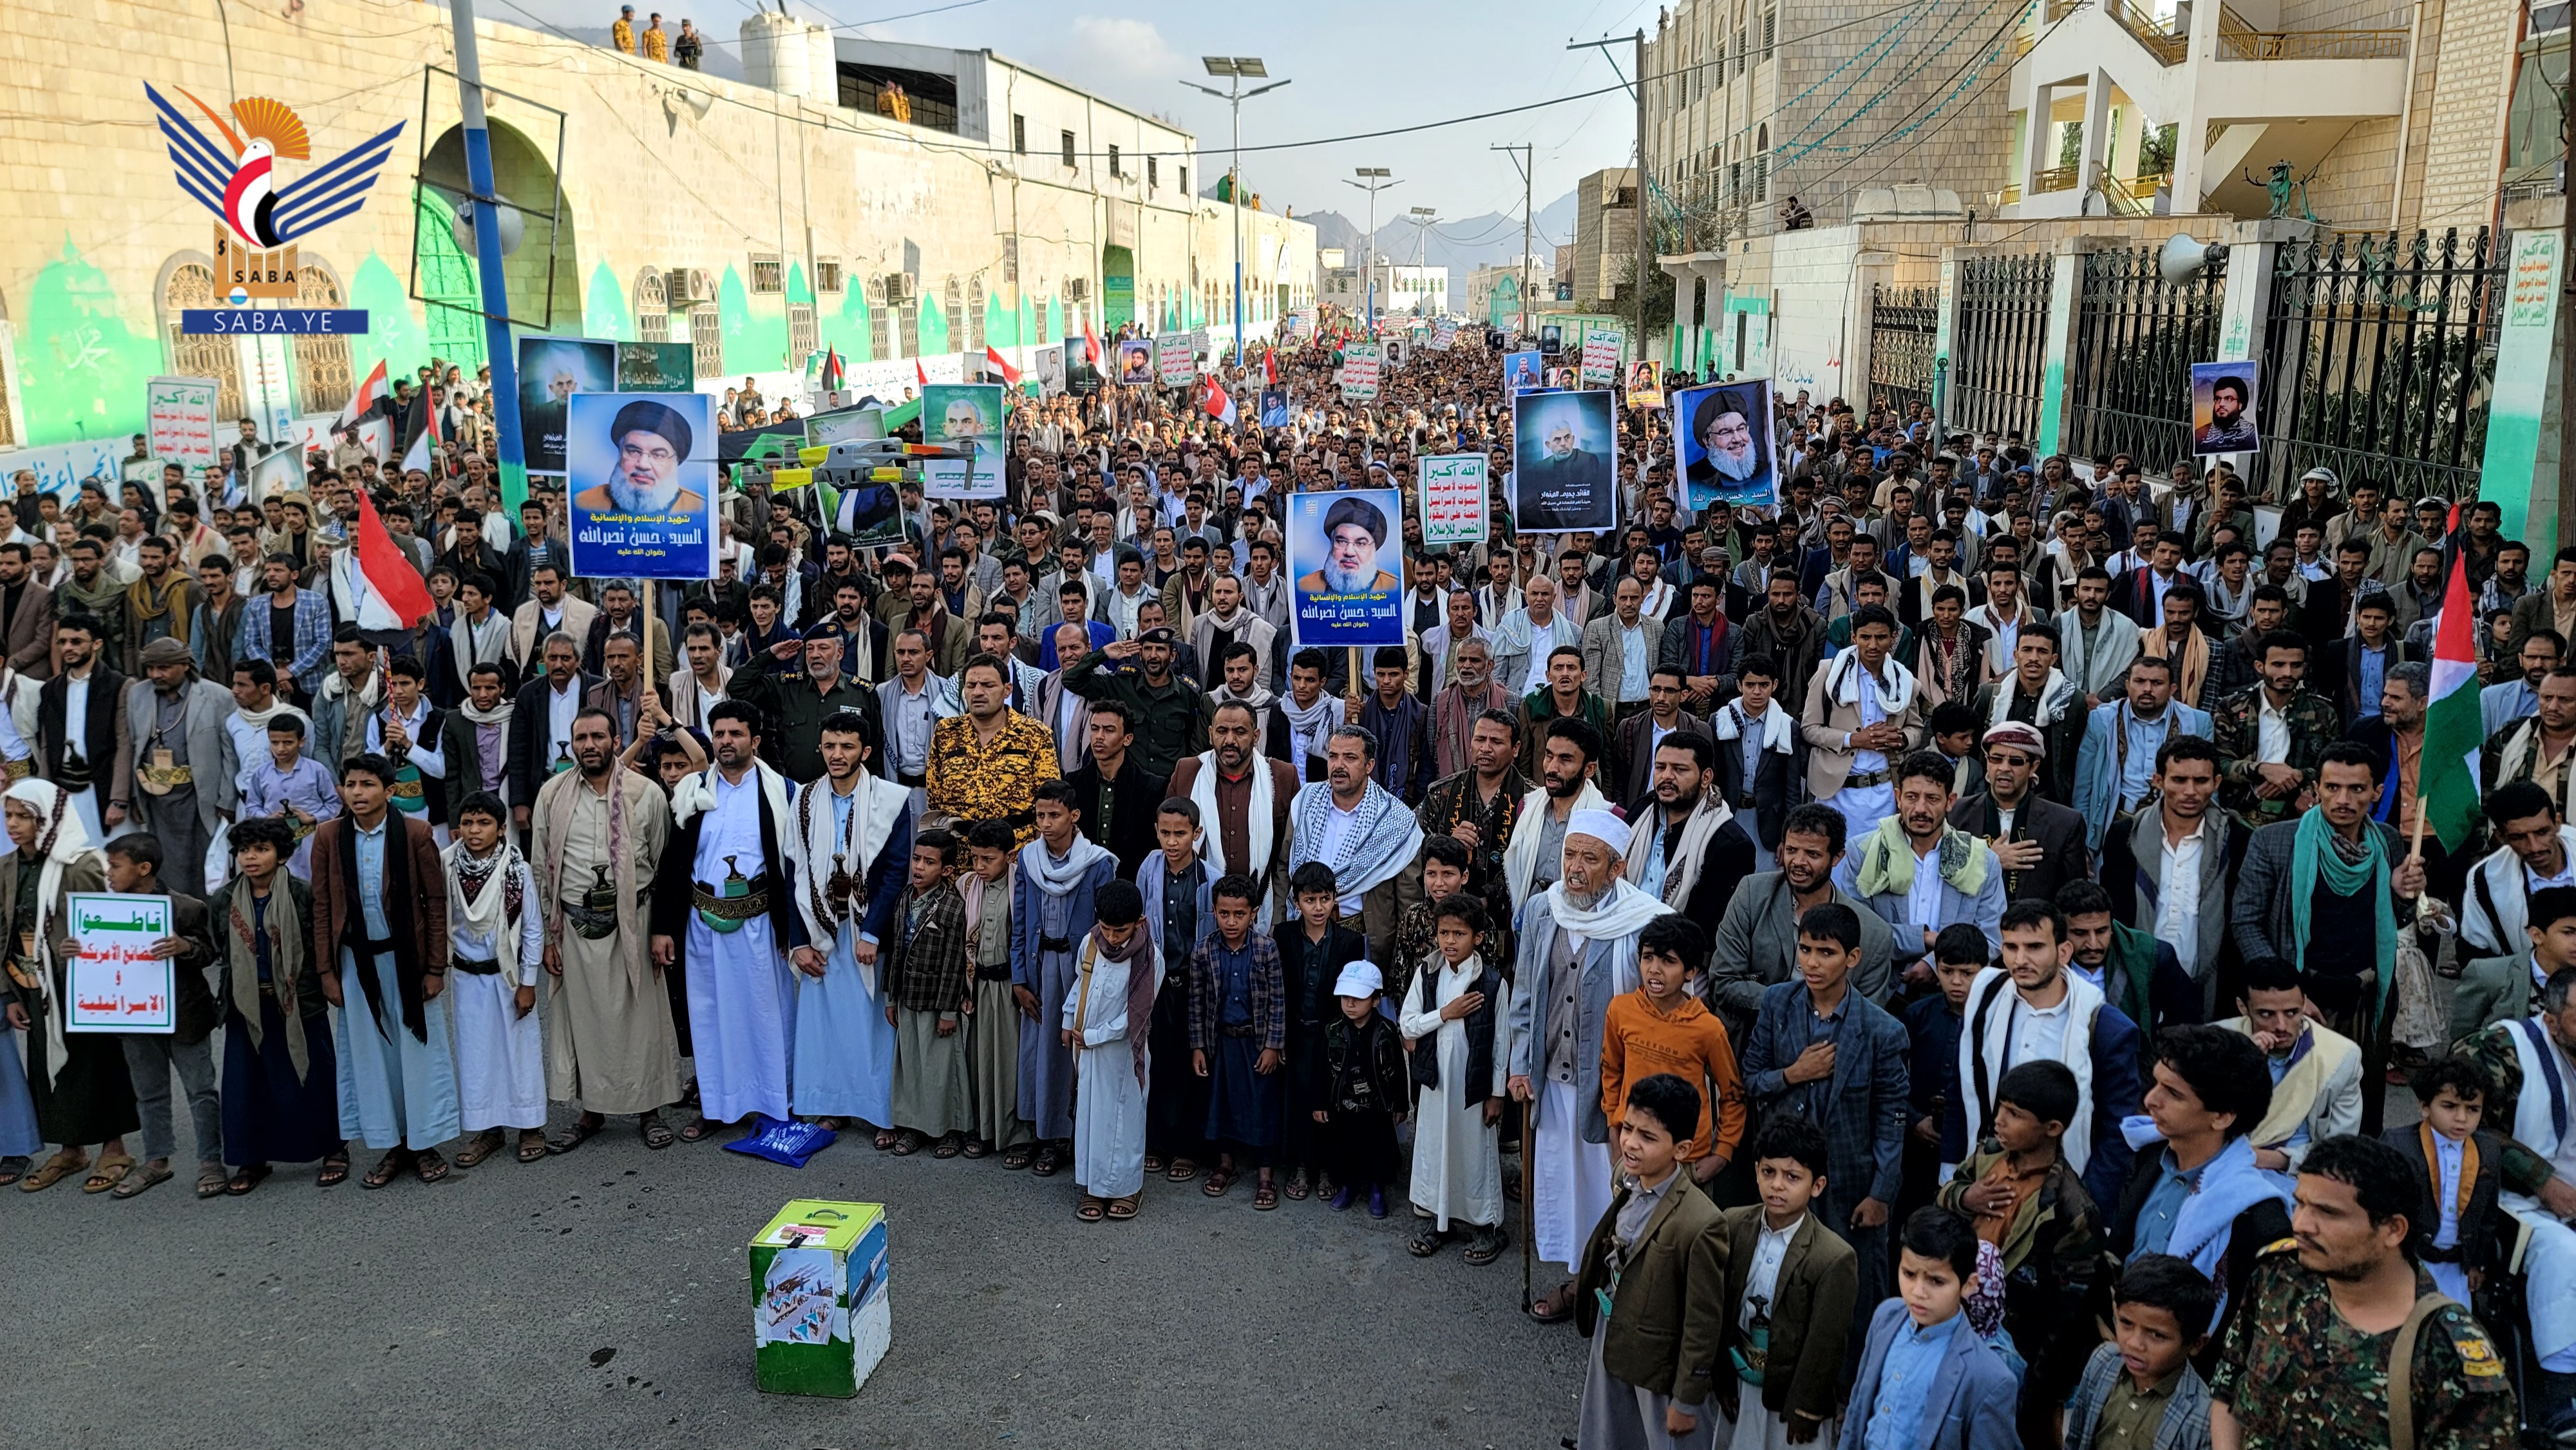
left=1346, top=167, right=1396, bottom=331
left=1184, top=57, right=1289, bottom=368
left=1407, top=206, right=1438, bottom=316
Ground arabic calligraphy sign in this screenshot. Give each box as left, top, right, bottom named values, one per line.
left=66, top=892, right=174, bottom=1034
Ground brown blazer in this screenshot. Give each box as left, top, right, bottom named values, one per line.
left=1797, top=653, right=1927, bottom=800
left=306, top=813, right=449, bottom=984
left=1714, top=1205, right=1859, bottom=1423
left=1164, top=754, right=1296, bottom=904
left=2, top=577, right=53, bottom=677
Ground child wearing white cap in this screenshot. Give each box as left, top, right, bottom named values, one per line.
left=1316, top=959, right=1406, bottom=1216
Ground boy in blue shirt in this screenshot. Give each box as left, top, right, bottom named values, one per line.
left=1839, top=1207, right=2018, bottom=1450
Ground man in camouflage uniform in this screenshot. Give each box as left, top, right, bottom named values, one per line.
left=2208, top=629, right=2341, bottom=832
left=2210, top=1134, right=2519, bottom=1450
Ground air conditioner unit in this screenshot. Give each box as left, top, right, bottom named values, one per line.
left=684, top=268, right=717, bottom=305
left=1068, top=277, right=1090, bottom=302
left=882, top=273, right=913, bottom=307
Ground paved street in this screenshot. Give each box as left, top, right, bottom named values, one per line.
left=5, top=1118, right=1580, bottom=1449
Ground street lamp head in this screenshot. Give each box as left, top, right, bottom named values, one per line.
left=1355, top=167, right=1391, bottom=179
left=1410, top=207, right=1438, bottom=218
left=1203, top=55, right=1267, bottom=77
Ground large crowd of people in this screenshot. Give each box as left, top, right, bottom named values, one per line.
left=3, top=328, right=2573, bottom=1449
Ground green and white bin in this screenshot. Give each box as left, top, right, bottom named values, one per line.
left=749, top=1199, right=889, bottom=1397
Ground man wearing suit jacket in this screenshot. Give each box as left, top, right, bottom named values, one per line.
left=2451, top=884, right=2576, bottom=1045
left=1612, top=667, right=1712, bottom=806
left=2217, top=955, right=2362, bottom=1177
left=1621, top=731, right=1752, bottom=930
left=1707, top=656, right=1804, bottom=870
left=2316, top=589, right=2412, bottom=727
left=0, top=542, right=53, bottom=678
left=1838, top=1256, right=2021, bottom=1450
left=2098, top=736, right=2248, bottom=1018
left=2456, top=781, right=2576, bottom=962
left=2071, top=654, right=2213, bottom=854
left=1030, top=622, right=1096, bottom=779
left=1571, top=1079, right=1730, bottom=1438
left=2506, top=543, right=2576, bottom=655
left=1579, top=575, right=1665, bottom=725
left=1705, top=803, right=1898, bottom=1043
left=506, top=563, right=598, bottom=677
left=504, top=631, right=598, bottom=834
left=1737, top=900, right=1911, bottom=1368
left=1949, top=721, right=2087, bottom=907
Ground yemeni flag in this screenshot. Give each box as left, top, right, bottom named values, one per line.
left=1200, top=376, right=1236, bottom=426
left=983, top=345, right=1021, bottom=386
left=338, top=359, right=388, bottom=430
left=2420, top=503, right=2485, bottom=852
left=346, top=488, right=435, bottom=630
left=399, top=387, right=440, bottom=477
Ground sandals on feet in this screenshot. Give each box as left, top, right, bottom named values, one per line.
left=316, top=1151, right=350, bottom=1188
left=999, top=1145, right=1035, bottom=1170
left=413, top=1149, right=450, bottom=1185
left=677, top=1117, right=721, bottom=1144
left=0, top=1154, right=30, bottom=1187
left=959, top=1138, right=992, bottom=1159
left=515, top=1132, right=549, bottom=1163
left=1283, top=1171, right=1311, bottom=1201
left=548, top=1118, right=606, bottom=1155
left=1201, top=1167, right=1235, bottom=1197
left=1463, top=1226, right=1510, bottom=1266
left=111, top=1162, right=173, bottom=1199
left=1075, top=1194, right=1106, bottom=1222
left=1408, top=1223, right=1450, bottom=1257
left=1253, top=1179, right=1280, bottom=1210
left=227, top=1164, right=273, bottom=1197
left=19, top=1151, right=84, bottom=1193
left=1142, top=1155, right=1166, bottom=1174
left=873, top=1128, right=900, bottom=1152
left=1105, top=1194, right=1139, bottom=1220
left=1164, top=1158, right=1200, bottom=1183
left=360, top=1150, right=410, bottom=1190
left=1527, top=1284, right=1577, bottom=1323
left=639, top=1116, right=676, bottom=1150
left=195, top=1165, right=230, bottom=1199
left=890, top=1130, right=927, bottom=1156
left=932, top=1132, right=965, bottom=1159
left=82, top=1152, right=135, bottom=1195
left=453, top=1129, right=506, bottom=1169
left=1030, top=1147, right=1065, bottom=1178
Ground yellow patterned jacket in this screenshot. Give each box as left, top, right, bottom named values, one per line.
left=925, top=711, right=1061, bottom=846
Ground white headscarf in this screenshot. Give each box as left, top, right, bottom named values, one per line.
left=6, top=778, right=100, bottom=1085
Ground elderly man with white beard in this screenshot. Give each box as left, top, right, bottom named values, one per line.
left=1506, top=804, right=1676, bottom=1322
left=1285, top=726, right=1424, bottom=964
left=1683, top=388, right=1765, bottom=495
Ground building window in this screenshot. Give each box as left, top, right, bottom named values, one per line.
left=1753, top=153, right=1769, bottom=202
left=1108, top=144, right=1121, bottom=178
left=1179, top=165, right=1188, bottom=195
left=788, top=303, right=817, bottom=367
left=968, top=274, right=986, bottom=352
left=161, top=262, right=245, bottom=423
left=945, top=277, right=964, bottom=348
left=690, top=303, right=723, bottom=379
left=636, top=269, right=670, bottom=343
left=1061, top=129, right=1077, bottom=169
left=869, top=278, right=892, bottom=358
left=1735, top=28, right=1748, bottom=76
left=750, top=254, right=784, bottom=294
left=290, top=265, right=355, bottom=415
left=1002, top=235, right=1019, bottom=284
left=1761, top=8, right=1776, bottom=56
left=1147, top=155, right=1159, bottom=189
left=1012, top=113, right=1027, bottom=153
left=817, top=259, right=844, bottom=294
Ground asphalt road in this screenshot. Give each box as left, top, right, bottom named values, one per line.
left=3, top=1113, right=1583, bottom=1450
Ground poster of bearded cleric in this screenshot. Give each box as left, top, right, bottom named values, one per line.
left=1285, top=488, right=1407, bottom=647
left=1510, top=388, right=1620, bottom=533
left=1671, top=378, right=1778, bottom=511
left=565, top=392, right=718, bottom=580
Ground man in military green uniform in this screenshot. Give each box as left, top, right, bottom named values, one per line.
left=2209, top=1134, right=2518, bottom=1450
left=1060, top=627, right=1211, bottom=781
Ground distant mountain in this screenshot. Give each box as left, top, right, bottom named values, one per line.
left=1294, top=189, right=1576, bottom=281
left=554, top=26, right=745, bottom=81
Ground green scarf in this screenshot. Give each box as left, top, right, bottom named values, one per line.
left=1852, top=816, right=1989, bottom=900
left=2286, top=806, right=2397, bottom=1015
left=2103, top=920, right=2159, bottom=1041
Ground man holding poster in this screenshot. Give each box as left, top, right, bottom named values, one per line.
left=1287, top=489, right=1407, bottom=649
left=1511, top=390, right=1618, bottom=533
left=568, top=394, right=717, bottom=582
left=1671, top=379, right=1778, bottom=511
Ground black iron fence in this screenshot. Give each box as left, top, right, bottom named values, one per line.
left=2253, top=227, right=2501, bottom=504
left=2063, top=243, right=2229, bottom=472
left=1869, top=285, right=1938, bottom=417
left=1948, top=253, right=2054, bottom=446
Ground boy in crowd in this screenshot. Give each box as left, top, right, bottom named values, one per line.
left=1064, top=879, right=1155, bottom=1221
left=103, top=834, right=221, bottom=1199
left=1840, top=1207, right=2020, bottom=1450
left=207, top=816, right=343, bottom=1194
left=1712, top=1117, right=1859, bottom=1449
left=1188, top=872, right=1286, bottom=1207
left=1908, top=924, right=1987, bottom=1199
left=1282, top=861, right=1368, bottom=1201
left=237, top=711, right=340, bottom=881
left=1575, top=1071, right=1730, bottom=1450
left=1937, top=1058, right=2103, bottom=1441
left=1390, top=834, right=1473, bottom=1016
left=440, top=791, right=546, bottom=1170
left=1316, top=959, right=1406, bottom=1216
left=2384, top=1058, right=2505, bottom=1306
left=960, top=820, right=1028, bottom=1162
left=886, top=828, right=972, bottom=1158
left=1601, top=915, right=1747, bottom=1185
left=1141, top=797, right=1214, bottom=1181
left=2060, top=1255, right=2216, bottom=1450
left=1403, top=892, right=1508, bottom=1263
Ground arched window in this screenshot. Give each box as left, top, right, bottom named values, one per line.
left=944, top=278, right=964, bottom=354
left=160, top=261, right=245, bottom=423
left=292, top=265, right=355, bottom=416
left=967, top=274, right=986, bottom=353
left=635, top=269, right=670, bottom=343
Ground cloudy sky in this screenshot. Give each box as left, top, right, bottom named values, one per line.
left=510, top=0, right=1640, bottom=232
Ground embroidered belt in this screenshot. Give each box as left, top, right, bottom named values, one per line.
left=1, top=759, right=30, bottom=784
left=137, top=762, right=194, bottom=796
left=1844, top=767, right=1892, bottom=789
left=975, top=962, right=1014, bottom=981
left=692, top=878, right=771, bottom=922
left=567, top=874, right=623, bottom=939
left=451, top=955, right=503, bottom=977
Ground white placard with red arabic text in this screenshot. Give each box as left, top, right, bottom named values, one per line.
left=65, top=892, right=175, bottom=1034
left=1417, top=453, right=1488, bottom=546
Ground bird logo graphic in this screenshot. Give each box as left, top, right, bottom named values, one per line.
left=147, top=83, right=403, bottom=298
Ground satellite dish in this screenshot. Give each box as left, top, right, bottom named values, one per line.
left=2157, top=233, right=2228, bottom=287
left=451, top=198, right=526, bottom=258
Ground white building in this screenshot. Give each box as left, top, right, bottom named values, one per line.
left=1318, top=262, right=1450, bottom=318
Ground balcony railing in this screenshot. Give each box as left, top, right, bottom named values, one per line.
left=2000, top=182, right=2024, bottom=205
left=2103, top=0, right=2192, bottom=62
left=2213, top=24, right=2407, bottom=58
left=2031, top=166, right=2081, bottom=194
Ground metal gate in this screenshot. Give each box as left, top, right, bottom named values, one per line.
left=2254, top=228, right=2501, bottom=504
left=1948, top=253, right=2054, bottom=446
left=1869, top=285, right=1937, bottom=417
left=2063, top=243, right=2228, bottom=472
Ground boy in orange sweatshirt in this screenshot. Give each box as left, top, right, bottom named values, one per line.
left=1601, top=915, right=1747, bottom=1185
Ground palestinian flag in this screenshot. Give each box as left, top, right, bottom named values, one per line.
left=2420, top=502, right=2485, bottom=851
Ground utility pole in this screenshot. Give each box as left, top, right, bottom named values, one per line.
left=1183, top=57, right=1289, bottom=367
left=1492, top=142, right=1533, bottom=338
left=446, top=0, right=527, bottom=511
left=1347, top=167, right=1397, bottom=331
left=1568, top=28, right=1653, bottom=364
left=2559, top=52, right=2574, bottom=546
left=1408, top=206, right=1439, bottom=316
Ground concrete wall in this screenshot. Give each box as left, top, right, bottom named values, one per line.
left=0, top=0, right=1314, bottom=458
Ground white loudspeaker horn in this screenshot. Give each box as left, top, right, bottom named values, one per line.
left=451, top=198, right=526, bottom=258
left=2157, top=233, right=2229, bottom=286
